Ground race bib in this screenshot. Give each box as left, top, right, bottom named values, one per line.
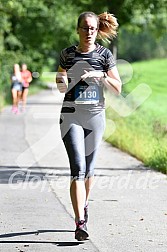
left=74, top=83, right=99, bottom=104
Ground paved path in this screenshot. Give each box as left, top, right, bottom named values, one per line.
left=0, top=87, right=167, bottom=252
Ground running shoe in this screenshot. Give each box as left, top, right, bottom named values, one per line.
left=75, top=220, right=89, bottom=241
left=84, top=204, right=88, bottom=224
left=11, top=106, right=16, bottom=112
left=12, top=106, right=19, bottom=114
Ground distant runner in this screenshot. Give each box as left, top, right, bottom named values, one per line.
left=11, top=64, right=23, bottom=114
left=21, top=63, right=32, bottom=111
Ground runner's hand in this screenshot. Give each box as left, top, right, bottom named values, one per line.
left=81, top=70, right=104, bottom=80
left=56, top=74, right=67, bottom=93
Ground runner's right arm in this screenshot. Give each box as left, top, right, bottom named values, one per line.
left=56, top=66, right=68, bottom=93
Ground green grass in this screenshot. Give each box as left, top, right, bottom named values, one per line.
left=104, top=58, right=167, bottom=174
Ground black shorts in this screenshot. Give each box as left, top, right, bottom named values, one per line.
left=22, top=86, right=29, bottom=91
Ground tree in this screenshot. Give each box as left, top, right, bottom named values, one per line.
left=0, top=0, right=166, bottom=107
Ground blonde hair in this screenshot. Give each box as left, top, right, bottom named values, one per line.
left=77, top=11, right=118, bottom=42
left=14, top=63, right=22, bottom=81
left=98, top=12, right=118, bottom=42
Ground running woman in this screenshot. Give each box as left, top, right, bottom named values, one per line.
left=11, top=64, right=23, bottom=114
left=56, top=11, right=122, bottom=241
left=21, top=63, right=32, bottom=111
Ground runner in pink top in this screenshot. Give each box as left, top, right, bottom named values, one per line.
left=21, top=63, right=32, bottom=111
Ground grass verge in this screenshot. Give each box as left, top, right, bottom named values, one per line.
left=104, top=58, right=167, bottom=174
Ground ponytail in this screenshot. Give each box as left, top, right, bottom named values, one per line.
left=97, top=12, right=118, bottom=42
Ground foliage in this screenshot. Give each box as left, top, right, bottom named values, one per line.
left=0, top=0, right=80, bottom=106
left=0, top=0, right=167, bottom=107
left=118, top=27, right=167, bottom=61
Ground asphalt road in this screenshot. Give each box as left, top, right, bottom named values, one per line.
left=0, top=87, right=167, bottom=252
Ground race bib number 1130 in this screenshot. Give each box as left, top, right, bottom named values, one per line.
left=75, top=84, right=99, bottom=104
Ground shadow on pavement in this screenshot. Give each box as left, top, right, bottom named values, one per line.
left=0, top=165, right=149, bottom=184
left=0, top=230, right=84, bottom=247
left=0, top=229, right=74, bottom=238
left=0, top=241, right=83, bottom=246
left=0, top=167, right=46, bottom=184
left=0, top=166, right=70, bottom=184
